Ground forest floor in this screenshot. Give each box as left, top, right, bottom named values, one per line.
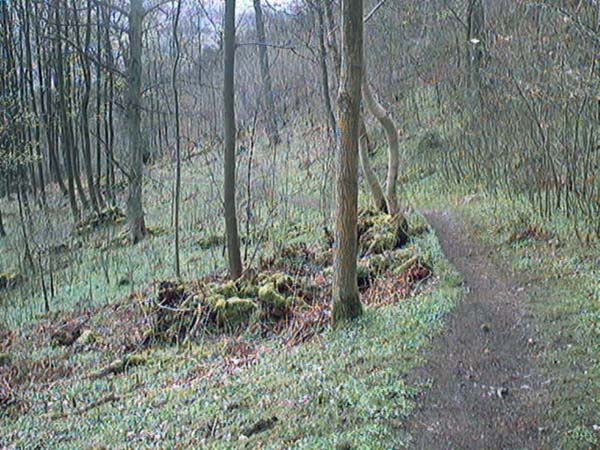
left=405, top=209, right=547, bottom=449
left=1, top=145, right=598, bottom=448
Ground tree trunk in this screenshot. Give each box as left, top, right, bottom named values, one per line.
left=362, top=74, right=400, bottom=214
left=314, top=1, right=337, bottom=137
left=0, top=207, right=6, bottom=237
left=173, top=0, right=182, bottom=277
left=23, top=1, right=46, bottom=206
left=323, top=0, right=341, bottom=77
left=332, top=0, right=363, bottom=325
left=94, top=1, right=105, bottom=207
left=253, top=0, right=280, bottom=146
left=467, top=0, right=485, bottom=101
left=358, top=117, right=387, bottom=212
left=223, top=0, right=243, bottom=279
left=126, top=0, right=146, bottom=243
left=65, top=48, right=90, bottom=211
left=75, top=0, right=100, bottom=212
left=54, top=0, right=80, bottom=221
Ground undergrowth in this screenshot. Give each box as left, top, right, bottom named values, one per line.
left=0, top=212, right=463, bottom=449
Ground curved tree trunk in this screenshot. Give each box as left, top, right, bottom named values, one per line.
left=358, top=116, right=387, bottom=212
left=332, top=0, right=363, bottom=325
left=362, top=74, right=400, bottom=214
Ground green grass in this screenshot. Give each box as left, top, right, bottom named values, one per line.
left=0, top=132, right=466, bottom=449
left=0, top=219, right=463, bottom=449
left=0, top=137, right=331, bottom=328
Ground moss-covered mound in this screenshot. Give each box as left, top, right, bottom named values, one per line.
left=358, top=209, right=410, bottom=255
left=141, top=272, right=306, bottom=343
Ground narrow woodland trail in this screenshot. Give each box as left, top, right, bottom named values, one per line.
left=405, top=210, right=549, bottom=450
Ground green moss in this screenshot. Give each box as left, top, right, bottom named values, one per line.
left=213, top=297, right=257, bottom=327
left=367, top=232, right=398, bottom=254
left=257, top=272, right=294, bottom=292
left=258, top=285, right=291, bottom=318
left=238, top=282, right=259, bottom=298
left=359, top=213, right=409, bottom=255
left=212, top=280, right=239, bottom=298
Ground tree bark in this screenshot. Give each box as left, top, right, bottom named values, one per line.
left=314, top=1, right=337, bottom=137
left=173, top=0, right=182, bottom=277
left=323, top=0, right=341, bottom=77
left=358, top=117, right=387, bottom=212
left=362, top=74, right=400, bottom=214
left=126, top=0, right=146, bottom=243
left=75, top=0, right=100, bottom=212
left=332, top=0, right=363, bottom=325
left=253, top=0, right=280, bottom=146
left=53, top=0, right=80, bottom=221
left=467, top=0, right=485, bottom=100
left=0, top=207, right=5, bottom=237
left=223, top=0, right=243, bottom=279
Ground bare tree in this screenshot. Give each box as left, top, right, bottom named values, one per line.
left=332, top=0, right=363, bottom=325
left=467, top=0, right=485, bottom=97
left=0, top=207, right=5, bottom=237
left=126, top=0, right=147, bottom=243
left=311, top=0, right=337, bottom=137
left=358, top=117, right=386, bottom=211
left=362, top=73, right=400, bottom=215
left=224, top=0, right=243, bottom=279
left=53, top=0, right=80, bottom=221
left=173, top=0, right=182, bottom=277
left=253, top=0, right=280, bottom=146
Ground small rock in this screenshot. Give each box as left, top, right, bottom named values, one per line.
left=481, top=323, right=491, bottom=333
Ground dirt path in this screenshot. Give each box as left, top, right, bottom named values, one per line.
left=405, top=210, right=548, bottom=450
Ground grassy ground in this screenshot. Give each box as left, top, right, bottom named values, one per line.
left=406, top=173, right=600, bottom=449
left=0, top=243, right=461, bottom=448
left=2, top=111, right=596, bottom=447
left=0, top=209, right=463, bottom=449
left=0, top=136, right=331, bottom=328
left=0, top=135, right=465, bottom=449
